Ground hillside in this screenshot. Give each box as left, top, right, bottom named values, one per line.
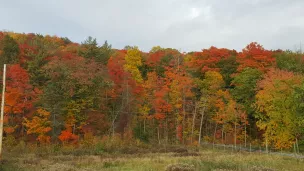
left=0, top=31, right=304, bottom=153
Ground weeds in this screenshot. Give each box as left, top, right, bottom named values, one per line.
left=1, top=139, right=304, bottom=171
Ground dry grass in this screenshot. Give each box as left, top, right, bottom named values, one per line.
left=1, top=146, right=303, bottom=171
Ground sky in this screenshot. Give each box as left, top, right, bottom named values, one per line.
left=0, top=0, right=304, bottom=52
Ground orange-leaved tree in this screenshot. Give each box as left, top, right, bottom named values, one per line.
left=58, top=113, right=79, bottom=144
left=4, top=64, right=35, bottom=137
left=23, top=108, right=52, bottom=144
left=237, top=42, right=275, bottom=72
left=187, top=46, right=234, bottom=73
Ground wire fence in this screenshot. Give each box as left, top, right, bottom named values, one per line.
left=200, top=142, right=304, bottom=159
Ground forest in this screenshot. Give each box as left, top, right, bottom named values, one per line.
left=0, top=31, right=304, bottom=152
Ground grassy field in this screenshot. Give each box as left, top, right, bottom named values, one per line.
left=1, top=145, right=303, bottom=171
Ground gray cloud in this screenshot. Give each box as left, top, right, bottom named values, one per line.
left=0, top=0, right=303, bottom=52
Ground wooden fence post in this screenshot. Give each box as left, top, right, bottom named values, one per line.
left=0, top=64, right=7, bottom=160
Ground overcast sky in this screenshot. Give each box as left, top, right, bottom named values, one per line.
left=0, top=0, right=304, bottom=52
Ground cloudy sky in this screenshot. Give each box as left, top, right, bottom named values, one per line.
left=0, top=0, right=303, bottom=52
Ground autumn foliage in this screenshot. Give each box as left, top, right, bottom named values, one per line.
left=23, top=108, right=51, bottom=144
left=237, top=42, right=275, bottom=72
left=0, top=31, right=303, bottom=150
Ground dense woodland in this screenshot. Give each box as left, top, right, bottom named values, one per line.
left=0, top=32, right=304, bottom=150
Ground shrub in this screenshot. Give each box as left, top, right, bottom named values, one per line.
left=166, top=163, right=195, bottom=171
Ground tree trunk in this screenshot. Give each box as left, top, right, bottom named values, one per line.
left=191, top=102, right=197, bottom=144
left=296, top=138, right=299, bottom=153
left=112, top=121, right=115, bottom=137
left=144, top=118, right=146, bottom=134
left=153, top=119, right=156, bottom=142
left=198, top=106, right=206, bottom=145
left=111, top=108, right=117, bottom=138
left=165, top=116, right=168, bottom=144
left=221, top=127, right=224, bottom=144
left=266, top=138, right=268, bottom=153
left=157, top=126, right=160, bottom=145
left=21, top=113, right=24, bottom=137
left=213, top=122, right=218, bottom=145
left=53, top=114, right=56, bottom=138
left=182, top=96, right=186, bottom=144
left=225, top=132, right=227, bottom=144
left=165, top=98, right=169, bottom=144
left=244, top=121, right=247, bottom=147
left=234, top=120, right=237, bottom=150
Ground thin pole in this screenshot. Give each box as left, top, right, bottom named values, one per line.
left=294, top=143, right=296, bottom=156
left=244, top=120, right=247, bottom=148
left=266, top=138, right=268, bottom=153
left=296, top=138, right=299, bottom=154
left=234, top=119, right=237, bottom=150
left=0, top=64, right=7, bottom=159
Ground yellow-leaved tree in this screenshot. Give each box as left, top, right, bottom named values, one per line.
left=255, top=68, right=304, bottom=149
left=23, top=108, right=52, bottom=144
left=124, top=47, right=143, bottom=83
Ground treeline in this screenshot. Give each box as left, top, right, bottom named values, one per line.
left=0, top=32, right=304, bottom=150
